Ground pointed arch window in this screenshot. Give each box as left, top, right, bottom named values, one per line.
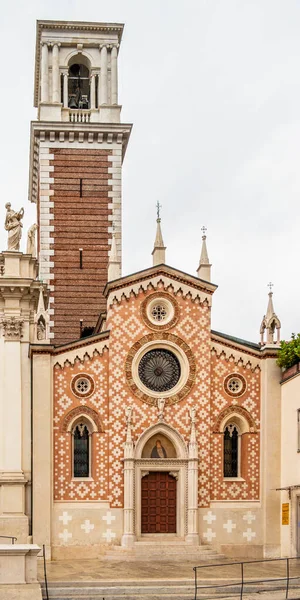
left=224, top=424, right=239, bottom=478
left=73, top=422, right=90, bottom=478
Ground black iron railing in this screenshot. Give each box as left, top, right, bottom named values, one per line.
left=0, top=536, right=17, bottom=543
left=42, top=544, right=49, bottom=600
left=194, top=556, right=300, bottom=600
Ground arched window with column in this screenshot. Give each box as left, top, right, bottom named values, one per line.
left=224, top=423, right=239, bottom=478
left=72, top=420, right=91, bottom=478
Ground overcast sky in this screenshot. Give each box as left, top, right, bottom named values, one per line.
left=0, top=0, right=299, bottom=343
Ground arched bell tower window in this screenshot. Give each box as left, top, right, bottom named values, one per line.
left=73, top=421, right=90, bottom=478
left=224, top=424, right=239, bottom=478
left=68, top=63, right=90, bottom=109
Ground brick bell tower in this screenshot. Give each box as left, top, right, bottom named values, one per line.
left=29, top=20, right=132, bottom=344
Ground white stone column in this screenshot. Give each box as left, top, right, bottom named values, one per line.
left=186, top=409, right=199, bottom=545
left=121, top=408, right=135, bottom=547
left=100, top=45, right=108, bottom=104
left=63, top=71, right=68, bottom=108
left=2, top=328, right=23, bottom=474
left=41, top=43, right=49, bottom=103
left=52, top=43, right=60, bottom=103
left=90, top=74, right=96, bottom=109
left=111, top=45, right=118, bottom=104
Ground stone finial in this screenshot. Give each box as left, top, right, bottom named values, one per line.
left=197, top=226, right=211, bottom=282
left=152, top=203, right=166, bottom=266
left=4, top=204, right=24, bottom=251
left=26, top=224, right=38, bottom=257
left=260, top=284, right=281, bottom=346
left=108, top=232, right=121, bottom=281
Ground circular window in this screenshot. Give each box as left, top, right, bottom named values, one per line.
left=71, top=374, right=95, bottom=398
left=141, top=293, right=179, bottom=331
left=224, top=373, right=246, bottom=397
left=151, top=303, right=167, bottom=322
left=138, top=348, right=181, bottom=392
left=125, top=333, right=196, bottom=406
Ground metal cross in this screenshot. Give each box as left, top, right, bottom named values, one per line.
left=156, top=201, right=162, bottom=219
left=201, top=225, right=207, bottom=236
left=268, top=282, right=273, bottom=292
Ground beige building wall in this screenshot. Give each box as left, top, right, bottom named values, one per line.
left=280, top=372, right=300, bottom=556
left=260, top=351, right=282, bottom=557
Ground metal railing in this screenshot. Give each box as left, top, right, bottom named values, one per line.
left=194, top=557, right=300, bottom=600
left=0, top=535, right=17, bottom=543
left=42, top=544, right=49, bottom=600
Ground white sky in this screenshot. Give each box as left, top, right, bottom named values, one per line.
left=0, top=0, right=299, bottom=343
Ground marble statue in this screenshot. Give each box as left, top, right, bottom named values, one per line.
left=37, top=317, right=46, bottom=341
left=4, top=203, right=24, bottom=251
left=157, top=398, right=166, bottom=421
left=26, top=223, right=37, bottom=257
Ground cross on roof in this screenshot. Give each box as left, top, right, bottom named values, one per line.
left=201, top=225, right=207, bottom=236
left=156, top=201, right=162, bottom=219
left=268, top=282, right=273, bottom=293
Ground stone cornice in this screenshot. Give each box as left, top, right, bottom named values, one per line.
left=211, top=331, right=262, bottom=359
left=29, top=121, right=132, bottom=204
left=30, top=330, right=110, bottom=357
left=104, top=264, right=217, bottom=306
left=35, top=20, right=124, bottom=105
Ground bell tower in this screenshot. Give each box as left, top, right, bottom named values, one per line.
left=29, top=20, right=132, bottom=344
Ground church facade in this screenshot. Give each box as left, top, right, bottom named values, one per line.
left=0, top=19, right=298, bottom=561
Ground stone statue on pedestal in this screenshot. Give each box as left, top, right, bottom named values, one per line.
left=26, top=224, right=37, bottom=257
left=4, top=203, right=24, bottom=251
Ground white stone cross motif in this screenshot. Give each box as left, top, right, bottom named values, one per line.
left=59, top=511, right=72, bottom=525
left=203, top=528, right=216, bottom=543
left=81, top=519, right=95, bottom=534
left=102, top=511, right=116, bottom=526
left=203, top=511, right=216, bottom=525
left=243, top=511, right=256, bottom=525
left=223, top=520, right=236, bottom=534
left=243, top=528, right=256, bottom=542
left=102, top=529, right=116, bottom=543
left=59, top=529, right=72, bottom=543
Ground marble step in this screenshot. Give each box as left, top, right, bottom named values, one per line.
left=40, top=581, right=293, bottom=600
left=104, top=542, right=223, bottom=561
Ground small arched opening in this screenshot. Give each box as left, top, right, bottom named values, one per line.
left=67, top=55, right=92, bottom=109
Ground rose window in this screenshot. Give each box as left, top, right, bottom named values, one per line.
left=151, top=304, right=167, bottom=322
left=138, top=349, right=181, bottom=392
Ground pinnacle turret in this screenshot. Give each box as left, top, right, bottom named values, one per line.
left=197, top=226, right=211, bottom=282
left=108, top=232, right=121, bottom=281
left=152, top=202, right=166, bottom=266
left=260, top=283, right=281, bottom=346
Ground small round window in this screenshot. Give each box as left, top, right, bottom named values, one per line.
left=224, top=373, right=246, bottom=397
left=141, top=293, right=179, bottom=330
left=151, top=303, right=168, bottom=322
left=71, top=374, right=94, bottom=398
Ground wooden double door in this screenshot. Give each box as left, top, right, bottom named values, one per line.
left=141, top=471, right=176, bottom=534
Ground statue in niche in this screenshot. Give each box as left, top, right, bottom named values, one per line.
left=157, top=398, right=166, bottom=421
left=4, top=203, right=24, bottom=251
left=151, top=439, right=167, bottom=458
left=27, top=223, right=37, bottom=257
left=37, top=317, right=46, bottom=341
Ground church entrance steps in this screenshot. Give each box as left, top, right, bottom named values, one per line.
left=40, top=580, right=298, bottom=600
left=103, top=540, right=224, bottom=562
